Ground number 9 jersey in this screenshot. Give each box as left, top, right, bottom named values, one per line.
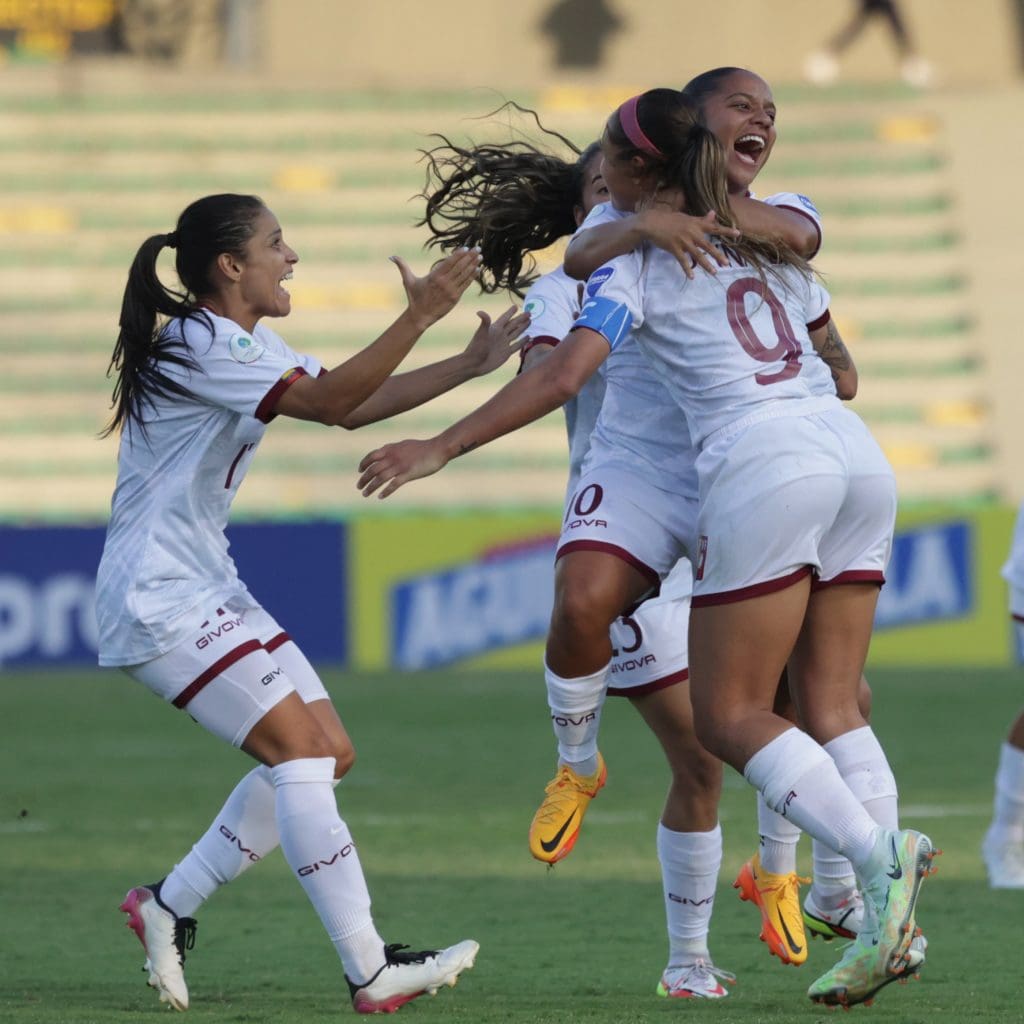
left=575, top=240, right=837, bottom=449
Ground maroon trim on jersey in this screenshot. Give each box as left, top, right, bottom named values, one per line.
left=774, top=204, right=822, bottom=258
left=518, top=336, right=560, bottom=375
left=224, top=442, right=256, bottom=490
left=806, top=309, right=831, bottom=332
left=318, top=367, right=327, bottom=378
left=264, top=631, right=292, bottom=653
left=812, top=569, right=885, bottom=592
left=607, top=666, right=689, bottom=698
left=172, top=639, right=262, bottom=708
left=556, top=539, right=660, bottom=588
left=255, top=365, right=309, bottom=424
left=691, top=565, right=812, bottom=608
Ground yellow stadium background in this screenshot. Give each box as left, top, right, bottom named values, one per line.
left=1, top=0, right=1022, bottom=668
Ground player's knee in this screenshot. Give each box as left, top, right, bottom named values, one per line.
left=552, top=577, right=620, bottom=639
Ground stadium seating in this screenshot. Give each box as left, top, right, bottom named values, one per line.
left=0, top=68, right=999, bottom=520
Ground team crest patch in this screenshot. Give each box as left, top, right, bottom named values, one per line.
left=524, top=297, right=546, bottom=318
left=586, top=265, right=615, bottom=297
left=229, top=333, right=265, bottom=364
left=796, top=194, right=819, bottom=214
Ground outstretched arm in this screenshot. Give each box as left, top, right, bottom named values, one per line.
left=340, top=306, right=530, bottom=428
left=273, top=248, right=482, bottom=425
left=356, top=328, right=610, bottom=499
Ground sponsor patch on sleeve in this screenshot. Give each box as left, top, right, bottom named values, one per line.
left=796, top=194, right=819, bottom=214
left=585, top=265, right=615, bottom=298
left=523, top=296, right=546, bottom=318
left=229, top=333, right=265, bottom=364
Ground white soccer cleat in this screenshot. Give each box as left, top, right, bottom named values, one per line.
left=119, top=884, right=196, bottom=1011
left=803, top=888, right=864, bottom=942
left=656, top=958, right=735, bottom=999
left=982, top=830, right=1024, bottom=889
left=347, top=940, right=479, bottom=1014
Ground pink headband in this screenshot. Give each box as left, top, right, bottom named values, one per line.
left=617, top=95, right=663, bottom=158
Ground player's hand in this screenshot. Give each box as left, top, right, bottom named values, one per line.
left=392, top=247, right=482, bottom=331
left=462, top=305, right=531, bottom=376
left=358, top=438, right=449, bottom=499
left=635, top=205, right=739, bottom=279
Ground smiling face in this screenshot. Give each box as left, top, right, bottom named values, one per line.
left=236, top=206, right=299, bottom=322
left=698, top=70, right=777, bottom=194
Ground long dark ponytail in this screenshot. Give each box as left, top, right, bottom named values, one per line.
left=419, top=104, right=600, bottom=297
left=103, top=193, right=265, bottom=437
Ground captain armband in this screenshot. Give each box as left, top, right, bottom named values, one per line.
left=571, top=296, right=634, bottom=351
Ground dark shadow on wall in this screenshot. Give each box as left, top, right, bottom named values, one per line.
left=539, top=0, right=625, bottom=69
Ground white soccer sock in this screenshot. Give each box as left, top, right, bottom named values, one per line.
left=160, top=765, right=279, bottom=918
left=810, top=726, right=898, bottom=905
left=825, top=726, right=899, bottom=829
left=756, top=793, right=801, bottom=874
left=271, top=757, right=385, bottom=983
left=743, top=728, right=880, bottom=870
left=989, top=741, right=1024, bottom=843
left=544, top=660, right=608, bottom=776
left=657, top=823, right=721, bottom=964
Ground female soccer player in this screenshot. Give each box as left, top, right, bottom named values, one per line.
left=558, top=67, right=875, bottom=969
left=97, top=193, right=527, bottom=1013
left=358, top=89, right=937, bottom=1009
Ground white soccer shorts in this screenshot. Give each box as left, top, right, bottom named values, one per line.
left=557, top=464, right=699, bottom=587
left=692, top=405, right=896, bottom=606
left=128, top=599, right=330, bottom=747
left=608, top=559, right=693, bottom=695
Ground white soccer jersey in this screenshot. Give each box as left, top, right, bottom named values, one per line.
left=1002, top=503, right=1024, bottom=618
left=523, top=266, right=605, bottom=495
left=576, top=203, right=698, bottom=499
left=95, top=311, right=321, bottom=666
left=576, top=243, right=837, bottom=448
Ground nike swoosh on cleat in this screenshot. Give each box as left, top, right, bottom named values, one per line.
left=540, top=810, right=578, bottom=853
left=778, top=914, right=804, bottom=956
left=887, top=835, right=903, bottom=880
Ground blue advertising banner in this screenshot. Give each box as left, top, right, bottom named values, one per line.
left=390, top=536, right=557, bottom=669
left=874, top=520, right=972, bottom=629
left=0, top=523, right=348, bottom=668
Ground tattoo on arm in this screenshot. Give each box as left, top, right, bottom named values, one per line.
left=456, top=441, right=478, bottom=458
left=819, top=321, right=852, bottom=381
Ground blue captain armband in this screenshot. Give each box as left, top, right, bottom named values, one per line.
left=573, top=296, right=634, bottom=351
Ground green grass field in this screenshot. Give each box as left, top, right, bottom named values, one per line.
left=3, top=665, right=1022, bottom=1023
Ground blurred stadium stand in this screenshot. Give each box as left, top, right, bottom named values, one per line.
left=0, top=0, right=1021, bottom=522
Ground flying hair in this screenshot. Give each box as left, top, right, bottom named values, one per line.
left=418, top=102, right=599, bottom=297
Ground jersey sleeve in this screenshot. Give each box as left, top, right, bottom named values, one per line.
left=571, top=250, right=644, bottom=352
left=804, top=277, right=831, bottom=330
left=763, top=191, right=823, bottom=258
left=523, top=271, right=579, bottom=344
left=168, top=316, right=312, bottom=423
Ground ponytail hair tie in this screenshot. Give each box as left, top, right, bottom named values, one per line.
left=166, top=231, right=179, bottom=249
left=617, top=95, right=664, bottom=158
